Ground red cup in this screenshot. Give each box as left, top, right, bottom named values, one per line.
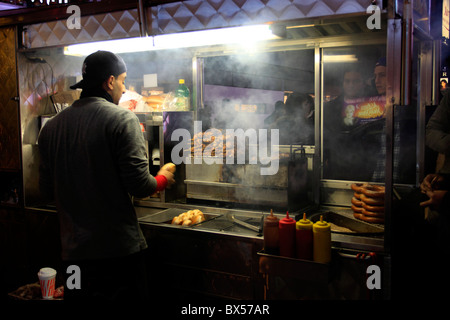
left=37, top=267, right=57, bottom=299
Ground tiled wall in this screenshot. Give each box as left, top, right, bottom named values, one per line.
left=18, top=50, right=83, bottom=205
left=24, top=0, right=370, bottom=48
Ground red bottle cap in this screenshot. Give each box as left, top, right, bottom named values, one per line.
left=279, top=211, right=295, bottom=226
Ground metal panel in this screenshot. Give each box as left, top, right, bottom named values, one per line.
left=384, top=18, right=402, bottom=254
left=0, top=26, right=20, bottom=171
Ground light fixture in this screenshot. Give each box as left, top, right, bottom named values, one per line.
left=323, top=54, right=358, bottom=63
left=64, top=24, right=280, bottom=56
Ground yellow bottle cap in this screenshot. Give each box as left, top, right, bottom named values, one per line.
left=179, top=79, right=185, bottom=84
left=296, top=213, right=313, bottom=230
left=313, top=215, right=330, bottom=231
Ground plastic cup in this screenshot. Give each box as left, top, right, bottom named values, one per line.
left=37, top=267, right=57, bottom=299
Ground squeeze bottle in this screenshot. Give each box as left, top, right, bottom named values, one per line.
left=296, top=212, right=313, bottom=260
left=313, top=215, right=331, bottom=263
left=263, top=209, right=279, bottom=255
left=279, top=211, right=296, bottom=258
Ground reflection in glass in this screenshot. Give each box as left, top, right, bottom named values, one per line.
left=322, top=45, right=416, bottom=184
left=202, top=50, right=315, bottom=147
left=323, top=45, right=387, bottom=182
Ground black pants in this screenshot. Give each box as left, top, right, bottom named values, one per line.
left=62, top=250, right=150, bottom=301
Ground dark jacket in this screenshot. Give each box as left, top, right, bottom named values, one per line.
left=38, top=97, right=156, bottom=260
left=426, top=90, right=450, bottom=174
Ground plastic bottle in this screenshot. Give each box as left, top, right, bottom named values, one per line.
left=175, top=79, right=190, bottom=110
left=296, top=212, right=313, bottom=260
left=263, top=209, right=279, bottom=255
left=279, top=211, right=296, bottom=258
left=313, top=215, right=331, bottom=263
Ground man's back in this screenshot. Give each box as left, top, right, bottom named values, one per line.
left=38, top=97, right=153, bottom=260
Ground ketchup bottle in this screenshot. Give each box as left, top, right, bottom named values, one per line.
left=263, top=209, right=279, bottom=255
left=296, top=212, right=313, bottom=260
left=313, top=215, right=331, bottom=263
left=279, top=211, right=296, bottom=258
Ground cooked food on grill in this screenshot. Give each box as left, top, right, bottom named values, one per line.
left=171, top=209, right=205, bottom=226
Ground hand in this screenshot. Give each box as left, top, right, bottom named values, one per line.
left=158, top=163, right=176, bottom=187
left=420, top=189, right=448, bottom=209
left=420, top=174, right=444, bottom=194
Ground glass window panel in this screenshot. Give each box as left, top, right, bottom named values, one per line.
left=202, top=50, right=315, bottom=145
left=322, top=45, right=389, bottom=182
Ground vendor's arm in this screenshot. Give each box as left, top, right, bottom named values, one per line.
left=113, top=111, right=174, bottom=197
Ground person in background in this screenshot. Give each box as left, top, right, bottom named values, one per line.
left=373, top=57, right=387, bottom=95
left=38, top=50, right=175, bottom=301
left=420, top=87, right=450, bottom=230
left=275, top=93, right=314, bottom=145
left=420, top=173, right=450, bottom=211
left=264, top=100, right=285, bottom=128
left=441, top=79, right=448, bottom=97
left=426, top=89, right=450, bottom=175
left=369, top=57, right=408, bottom=183
left=323, top=66, right=368, bottom=180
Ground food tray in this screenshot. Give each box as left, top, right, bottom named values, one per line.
left=308, top=211, right=384, bottom=235
left=138, top=207, right=221, bottom=227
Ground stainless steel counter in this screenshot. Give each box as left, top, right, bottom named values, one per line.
left=135, top=202, right=385, bottom=252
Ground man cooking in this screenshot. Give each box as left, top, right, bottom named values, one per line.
left=38, top=50, right=175, bottom=300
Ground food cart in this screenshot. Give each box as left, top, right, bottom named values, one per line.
left=0, top=0, right=441, bottom=300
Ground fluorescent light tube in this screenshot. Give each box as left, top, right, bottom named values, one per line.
left=64, top=24, right=279, bottom=56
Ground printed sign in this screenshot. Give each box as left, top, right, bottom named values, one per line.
left=340, top=96, right=386, bottom=127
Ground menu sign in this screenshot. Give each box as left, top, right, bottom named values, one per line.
left=340, top=96, right=386, bottom=127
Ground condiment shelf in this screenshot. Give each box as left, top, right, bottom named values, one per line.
left=257, top=250, right=331, bottom=284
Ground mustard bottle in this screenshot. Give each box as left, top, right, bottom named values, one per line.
left=263, top=209, right=279, bottom=255
left=296, top=213, right=313, bottom=260
left=313, top=215, right=331, bottom=263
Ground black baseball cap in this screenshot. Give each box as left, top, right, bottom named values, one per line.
left=375, top=57, right=386, bottom=67
left=70, top=50, right=127, bottom=90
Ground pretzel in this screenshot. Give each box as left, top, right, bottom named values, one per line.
left=353, top=212, right=385, bottom=224
left=351, top=183, right=369, bottom=193
left=361, top=185, right=385, bottom=198
left=360, top=193, right=385, bottom=206
left=351, top=204, right=364, bottom=214
left=361, top=208, right=385, bottom=217
left=351, top=197, right=363, bottom=207
left=362, top=202, right=385, bottom=212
